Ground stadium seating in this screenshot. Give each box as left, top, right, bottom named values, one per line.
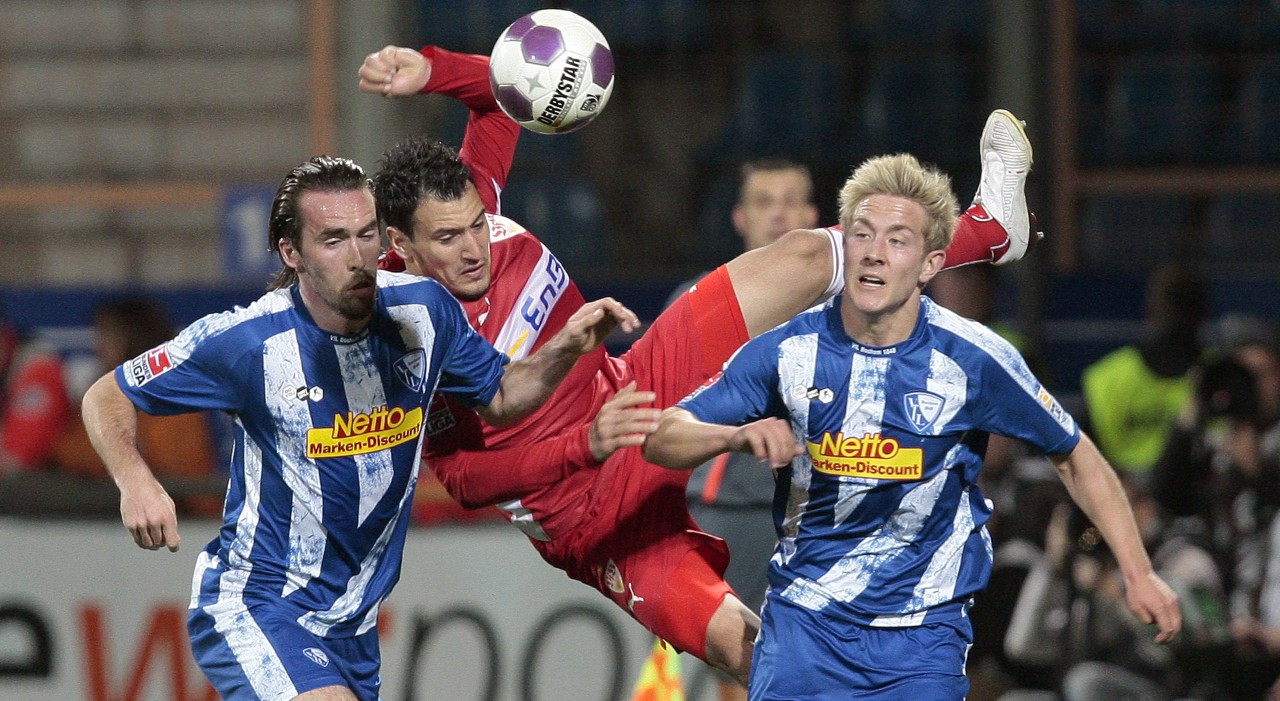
left=567, top=0, right=710, bottom=52
left=1206, top=193, right=1280, bottom=266
left=1227, top=55, right=1280, bottom=164
left=878, top=0, right=984, bottom=49
left=1078, top=0, right=1243, bottom=50
left=1078, top=195, right=1194, bottom=268
left=703, top=50, right=847, bottom=164
left=414, top=0, right=543, bottom=53
left=1102, top=53, right=1224, bottom=165
left=857, top=52, right=980, bottom=168
left=500, top=176, right=610, bottom=270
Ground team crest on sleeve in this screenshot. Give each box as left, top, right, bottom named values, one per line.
left=394, top=349, right=427, bottom=392
left=904, top=391, right=945, bottom=432
left=126, top=344, right=175, bottom=386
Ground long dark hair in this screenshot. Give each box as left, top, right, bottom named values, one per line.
left=267, top=156, right=371, bottom=290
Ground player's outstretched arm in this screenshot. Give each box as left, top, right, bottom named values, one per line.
left=428, top=382, right=656, bottom=509
left=478, top=297, right=639, bottom=427
left=644, top=407, right=800, bottom=471
left=1050, top=433, right=1181, bottom=643
left=357, top=45, right=431, bottom=97
left=81, top=374, right=181, bottom=553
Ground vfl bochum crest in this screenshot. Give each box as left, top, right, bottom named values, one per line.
left=904, top=391, right=945, bottom=432
left=394, top=349, right=427, bottom=392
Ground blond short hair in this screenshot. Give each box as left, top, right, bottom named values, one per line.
left=837, top=153, right=958, bottom=252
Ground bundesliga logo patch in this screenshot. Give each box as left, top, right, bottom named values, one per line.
left=791, top=384, right=834, bottom=403
left=126, top=344, right=174, bottom=386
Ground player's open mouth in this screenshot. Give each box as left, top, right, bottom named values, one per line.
left=858, top=275, right=885, bottom=287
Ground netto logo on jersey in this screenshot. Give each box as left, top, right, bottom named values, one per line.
left=807, top=432, right=923, bottom=480
left=537, top=56, right=585, bottom=127
left=306, top=405, right=423, bottom=458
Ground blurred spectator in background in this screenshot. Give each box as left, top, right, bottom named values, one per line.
left=1082, top=263, right=1207, bottom=483
left=53, top=297, right=222, bottom=517
left=0, top=320, right=73, bottom=473
left=1150, top=323, right=1280, bottom=699
left=0, top=305, right=18, bottom=389
left=665, top=157, right=819, bottom=701
left=927, top=265, right=1025, bottom=351
left=927, top=264, right=1045, bottom=489
left=0, top=296, right=222, bottom=517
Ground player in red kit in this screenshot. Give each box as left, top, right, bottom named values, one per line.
left=357, top=44, right=1036, bottom=684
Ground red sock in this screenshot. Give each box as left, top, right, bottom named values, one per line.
left=945, top=204, right=1009, bottom=269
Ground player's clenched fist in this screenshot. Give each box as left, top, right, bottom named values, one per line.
left=727, top=417, right=802, bottom=468
left=358, top=45, right=430, bottom=97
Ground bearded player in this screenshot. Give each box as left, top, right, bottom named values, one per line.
left=356, top=44, right=1036, bottom=684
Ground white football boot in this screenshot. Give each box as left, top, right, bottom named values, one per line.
left=971, top=109, right=1035, bottom=264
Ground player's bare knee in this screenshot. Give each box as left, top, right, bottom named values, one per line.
left=771, top=227, right=831, bottom=267
left=772, top=228, right=836, bottom=296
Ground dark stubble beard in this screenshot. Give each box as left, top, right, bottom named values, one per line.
left=337, top=270, right=377, bottom=321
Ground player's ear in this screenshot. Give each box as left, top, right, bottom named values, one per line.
left=278, top=237, right=302, bottom=270
left=731, top=204, right=748, bottom=238
left=919, top=249, right=947, bottom=286
left=386, top=226, right=410, bottom=256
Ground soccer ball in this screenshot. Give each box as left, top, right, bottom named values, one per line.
left=489, top=9, right=615, bottom=135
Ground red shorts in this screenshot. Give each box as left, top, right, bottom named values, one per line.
left=534, top=265, right=749, bottom=657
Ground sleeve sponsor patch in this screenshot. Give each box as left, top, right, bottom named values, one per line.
left=125, top=344, right=174, bottom=387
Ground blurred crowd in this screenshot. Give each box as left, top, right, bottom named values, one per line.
left=0, top=297, right=224, bottom=519
left=932, top=263, right=1280, bottom=701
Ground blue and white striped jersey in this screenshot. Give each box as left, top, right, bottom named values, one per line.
left=680, top=296, right=1079, bottom=627
left=117, top=271, right=508, bottom=638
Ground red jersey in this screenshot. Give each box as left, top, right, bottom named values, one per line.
left=382, top=47, right=615, bottom=540
left=424, top=217, right=625, bottom=540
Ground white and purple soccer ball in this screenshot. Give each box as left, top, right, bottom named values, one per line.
left=489, top=9, right=615, bottom=135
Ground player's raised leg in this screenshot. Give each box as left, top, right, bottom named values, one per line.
left=725, top=108, right=1038, bottom=339
left=725, top=226, right=842, bottom=338
left=947, top=108, right=1037, bottom=268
